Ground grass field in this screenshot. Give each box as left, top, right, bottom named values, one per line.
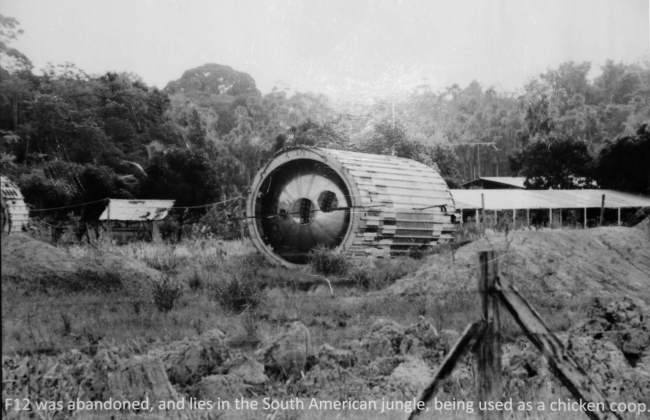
left=2, top=224, right=649, bottom=420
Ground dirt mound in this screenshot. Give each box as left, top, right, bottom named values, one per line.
left=386, top=227, right=650, bottom=300
left=1, top=234, right=160, bottom=290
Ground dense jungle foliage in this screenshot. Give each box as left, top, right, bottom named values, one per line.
left=1, top=14, right=649, bottom=235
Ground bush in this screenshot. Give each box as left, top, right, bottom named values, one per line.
left=151, top=275, right=183, bottom=313
left=158, top=219, right=180, bottom=242
left=212, top=273, right=265, bottom=313
left=198, top=205, right=241, bottom=239
left=142, top=251, right=182, bottom=273
left=188, top=271, right=203, bottom=291
left=309, top=245, right=350, bottom=276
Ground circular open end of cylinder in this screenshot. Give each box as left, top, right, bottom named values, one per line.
left=250, top=158, right=352, bottom=265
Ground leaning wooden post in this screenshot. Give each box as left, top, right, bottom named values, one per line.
left=475, top=251, right=503, bottom=420
left=583, top=207, right=587, bottom=228
left=599, top=194, right=605, bottom=226
left=496, top=276, right=623, bottom=420
left=617, top=207, right=621, bottom=226
left=405, top=321, right=487, bottom=420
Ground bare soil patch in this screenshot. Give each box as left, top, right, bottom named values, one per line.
left=385, top=227, right=650, bottom=301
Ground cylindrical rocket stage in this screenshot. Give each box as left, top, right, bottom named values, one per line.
left=246, top=147, right=458, bottom=268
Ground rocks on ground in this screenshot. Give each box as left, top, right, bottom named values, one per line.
left=148, top=329, right=230, bottom=387
left=255, top=321, right=311, bottom=379
left=387, top=356, right=433, bottom=395
left=574, top=297, right=650, bottom=365
left=191, top=374, right=245, bottom=401
left=341, top=316, right=446, bottom=366
left=225, top=356, right=268, bottom=385
left=503, top=297, right=650, bottom=406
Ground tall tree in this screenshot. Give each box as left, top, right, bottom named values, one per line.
left=594, top=124, right=650, bottom=193
left=0, top=14, right=32, bottom=72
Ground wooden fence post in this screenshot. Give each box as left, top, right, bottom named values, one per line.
left=599, top=194, right=605, bottom=226
left=475, top=251, right=503, bottom=420
left=106, top=199, right=112, bottom=240
left=481, top=193, right=485, bottom=229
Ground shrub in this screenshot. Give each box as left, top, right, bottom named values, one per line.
left=188, top=271, right=203, bottom=291
left=348, top=265, right=374, bottom=289
left=142, top=251, right=182, bottom=273
left=151, top=275, right=183, bottom=313
left=198, top=205, right=241, bottom=239
left=408, top=245, right=429, bottom=260
left=212, top=273, right=265, bottom=313
left=309, top=245, right=350, bottom=276
left=158, top=219, right=180, bottom=242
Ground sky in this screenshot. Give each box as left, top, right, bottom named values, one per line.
left=2, top=0, right=649, bottom=100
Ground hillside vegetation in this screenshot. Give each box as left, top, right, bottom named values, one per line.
left=1, top=14, right=649, bottom=237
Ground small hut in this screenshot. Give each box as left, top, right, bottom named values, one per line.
left=98, top=199, right=175, bottom=243
left=1, top=175, right=29, bottom=234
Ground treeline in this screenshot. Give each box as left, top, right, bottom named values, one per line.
left=1, top=14, right=649, bottom=233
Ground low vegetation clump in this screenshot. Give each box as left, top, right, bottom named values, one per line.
left=142, top=251, right=183, bottom=273
left=212, top=274, right=266, bottom=313
left=209, top=254, right=268, bottom=313
left=151, top=275, right=183, bottom=313
left=74, top=269, right=123, bottom=293
left=348, top=258, right=424, bottom=290
left=309, top=244, right=350, bottom=276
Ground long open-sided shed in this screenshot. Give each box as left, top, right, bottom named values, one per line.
left=450, top=189, right=650, bottom=226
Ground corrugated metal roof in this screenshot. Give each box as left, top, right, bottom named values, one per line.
left=98, top=199, right=175, bottom=221
left=325, top=148, right=455, bottom=210
left=450, top=189, right=650, bottom=210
